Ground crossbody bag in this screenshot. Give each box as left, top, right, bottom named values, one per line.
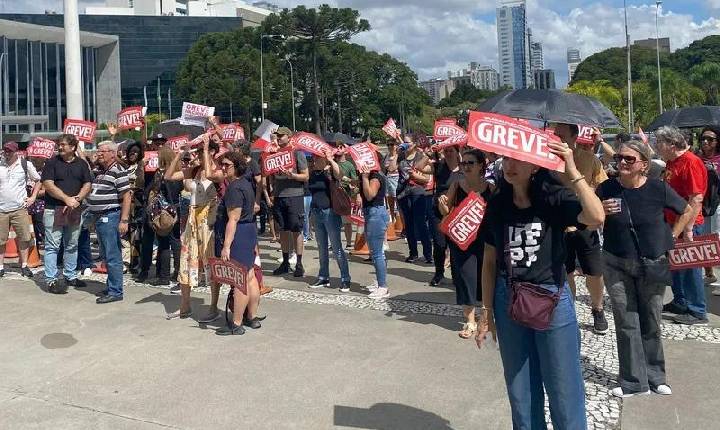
left=621, top=190, right=671, bottom=285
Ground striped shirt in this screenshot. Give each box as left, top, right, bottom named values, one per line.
left=86, top=162, right=131, bottom=213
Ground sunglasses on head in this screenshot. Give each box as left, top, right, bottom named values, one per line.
left=613, top=154, right=641, bottom=164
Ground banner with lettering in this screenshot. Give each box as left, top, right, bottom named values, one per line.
left=167, top=135, right=190, bottom=152
left=382, top=118, right=402, bottom=140
left=439, top=192, right=487, bottom=251
left=221, top=123, right=240, bottom=143
left=290, top=132, right=333, bottom=157
left=433, top=132, right=468, bottom=151
left=467, top=111, right=565, bottom=172
left=208, top=257, right=248, bottom=294
left=349, top=202, right=364, bottom=226
left=27, top=137, right=56, bottom=159
left=63, top=119, right=97, bottom=143
left=347, top=141, right=380, bottom=171
left=433, top=121, right=465, bottom=142
left=144, top=151, right=159, bottom=173
left=576, top=125, right=596, bottom=146
left=117, top=106, right=144, bottom=130
left=261, top=148, right=296, bottom=175
left=669, top=234, right=720, bottom=270
left=180, top=102, right=214, bottom=127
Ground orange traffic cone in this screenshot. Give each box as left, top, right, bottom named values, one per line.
left=4, top=228, right=18, bottom=258
left=394, top=215, right=404, bottom=235
left=386, top=221, right=398, bottom=241
left=350, top=232, right=370, bottom=256
left=27, top=245, right=41, bottom=268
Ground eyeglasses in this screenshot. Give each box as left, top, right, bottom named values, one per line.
left=613, top=154, right=639, bottom=164
left=96, top=149, right=113, bottom=153
left=701, top=135, right=718, bottom=143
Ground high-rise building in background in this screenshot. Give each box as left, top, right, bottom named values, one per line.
left=471, top=64, right=500, bottom=92
left=530, top=41, right=544, bottom=73
left=496, top=0, right=531, bottom=89
left=420, top=78, right=456, bottom=105
left=533, top=69, right=556, bottom=90
left=633, top=37, right=671, bottom=53
left=567, top=47, right=581, bottom=83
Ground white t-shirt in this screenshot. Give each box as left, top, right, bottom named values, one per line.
left=0, top=156, right=41, bottom=213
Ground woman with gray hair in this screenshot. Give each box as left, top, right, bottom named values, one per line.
left=597, top=140, right=695, bottom=397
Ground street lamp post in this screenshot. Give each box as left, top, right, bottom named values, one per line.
left=0, top=52, right=6, bottom=145
left=285, top=57, right=296, bottom=131
left=655, top=1, right=664, bottom=114
left=624, top=0, right=634, bottom=132
left=260, top=34, right=285, bottom=122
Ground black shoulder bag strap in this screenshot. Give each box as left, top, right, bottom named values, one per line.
left=620, top=189, right=643, bottom=258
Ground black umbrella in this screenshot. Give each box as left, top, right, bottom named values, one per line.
left=153, top=120, right=206, bottom=139
left=477, top=89, right=621, bottom=128
left=646, top=106, right=720, bottom=131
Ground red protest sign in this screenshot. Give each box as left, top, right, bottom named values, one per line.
left=290, top=132, right=333, bottom=157
left=63, top=119, right=97, bottom=143
left=117, top=106, right=144, bottom=130
left=27, top=137, right=56, bottom=159
left=439, top=192, right=487, bottom=251
left=434, top=121, right=465, bottom=141
left=208, top=257, right=248, bottom=294
left=221, top=123, right=240, bottom=143
left=467, top=111, right=565, bottom=172
left=433, top=133, right=468, bottom=151
left=144, top=151, right=159, bottom=173
left=347, top=142, right=380, bottom=171
left=668, top=234, right=720, bottom=271
left=261, top=148, right=296, bottom=175
left=576, top=125, right=596, bottom=146
left=436, top=118, right=457, bottom=126
left=382, top=118, right=402, bottom=140
left=349, top=202, right=364, bottom=226
left=167, top=135, right=190, bottom=151
left=235, top=125, right=246, bottom=141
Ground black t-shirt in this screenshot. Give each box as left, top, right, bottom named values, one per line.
left=41, top=156, right=93, bottom=208
left=361, top=172, right=386, bottom=207
left=484, top=174, right=584, bottom=286
left=434, top=162, right=462, bottom=198
left=596, top=178, right=687, bottom=259
left=308, top=170, right=331, bottom=210
left=223, top=177, right=255, bottom=224
left=243, top=159, right=261, bottom=193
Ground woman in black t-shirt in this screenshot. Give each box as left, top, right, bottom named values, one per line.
left=358, top=162, right=390, bottom=299
left=439, top=149, right=492, bottom=339
left=476, top=143, right=605, bottom=430
left=597, top=141, right=692, bottom=397
left=216, top=152, right=261, bottom=336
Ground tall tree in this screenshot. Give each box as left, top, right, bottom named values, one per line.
left=689, top=62, right=720, bottom=105
left=262, top=5, right=370, bottom=134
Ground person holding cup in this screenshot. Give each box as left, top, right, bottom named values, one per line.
left=596, top=141, right=694, bottom=398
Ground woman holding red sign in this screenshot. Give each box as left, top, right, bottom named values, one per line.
left=397, top=134, right=433, bottom=264
left=439, top=149, right=492, bottom=339
left=476, top=142, right=605, bottom=429
left=358, top=162, right=390, bottom=299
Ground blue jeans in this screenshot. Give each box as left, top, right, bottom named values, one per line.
left=312, top=207, right=350, bottom=282
left=77, top=227, right=94, bottom=271
left=94, top=210, right=124, bottom=297
left=398, top=193, right=431, bottom=259
left=670, top=225, right=706, bottom=318
left=364, top=206, right=389, bottom=287
left=303, top=195, right=312, bottom=239
left=493, top=277, right=586, bottom=430
left=43, top=208, right=81, bottom=282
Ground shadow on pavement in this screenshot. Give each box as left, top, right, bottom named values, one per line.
left=384, top=312, right=460, bottom=332
left=334, top=403, right=454, bottom=430
left=135, top=292, right=207, bottom=319
left=387, top=267, right=434, bottom=284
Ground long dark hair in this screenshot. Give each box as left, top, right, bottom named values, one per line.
left=700, top=126, right=720, bottom=156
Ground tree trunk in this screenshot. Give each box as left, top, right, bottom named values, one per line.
left=313, top=47, right=322, bottom=135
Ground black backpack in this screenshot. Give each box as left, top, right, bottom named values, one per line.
left=702, top=161, right=720, bottom=217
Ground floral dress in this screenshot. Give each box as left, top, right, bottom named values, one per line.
left=178, top=178, right=217, bottom=288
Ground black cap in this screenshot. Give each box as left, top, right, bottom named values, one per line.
left=150, top=132, right=167, bottom=141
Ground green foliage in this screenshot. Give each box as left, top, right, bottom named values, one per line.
left=436, top=84, right=500, bottom=108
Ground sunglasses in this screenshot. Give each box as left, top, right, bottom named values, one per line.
left=613, top=154, right=640, bottom=164
left=701, top=136, right=718, bottom=143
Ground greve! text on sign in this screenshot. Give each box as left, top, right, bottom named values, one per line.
left=439, top=192, right=487, bottom=251
left=668, top=234, right=720, bottom=270
left=290, top=132, right=333, bottom=156
left=467, top=111, right=565, bottom=172
left=262, top=149, right=296, bottom=175
left=347, top=142, right=380, bottom=171
left=208, top=258, right=248, bottom=294
left=63, top=119, right=97, bottom=143
left=117, top=106, right=144, bottom=130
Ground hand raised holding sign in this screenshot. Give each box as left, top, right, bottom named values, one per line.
left=547, top=141, right=577, bottom=178
left=357, top=163, right=371, bottom=176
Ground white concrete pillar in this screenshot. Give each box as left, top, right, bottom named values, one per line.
left=64, top=0, right=84, bottom=121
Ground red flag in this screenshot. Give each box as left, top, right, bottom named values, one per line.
left=438, top=192, right=487, bottom=251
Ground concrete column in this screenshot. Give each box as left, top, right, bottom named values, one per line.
left=64, top=0, right=84, bottom=121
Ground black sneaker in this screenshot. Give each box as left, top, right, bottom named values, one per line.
left=293, top=263, right=305, bottom=278
left=0, top=268, right=4, bottom=277
left=672, top=313, right=709, bottom=326
left=20, top=267, right=34, bottom=279
left=134, top=272, right=149, bottom=283
left=405, top=255, right=418, bottom=263
left=216, top=323, right=245, bottom=336
left=272, top=262, right=290, bottom=276
left=169, top=285, right=181, bottom=295
left=429, top=273, right=444, bottom=286
left=48, top=279, right=68, bottom=294
left=242, top=317, right=262, bottom=329
left=310, top=278, right=330, bottom=289
left=662, top=302, right=688, bottom=315
left=592, top=308, right=609, bottom=334
left=424, top=257, right=433, bottom=264
left=66, top=278, right=87, bottom=289
left=152, top=278, right=170, bottom=287
left=339, top=281, right=351, bottom=293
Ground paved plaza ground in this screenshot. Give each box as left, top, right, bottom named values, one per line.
left=1, top=236, right=719, bottom=429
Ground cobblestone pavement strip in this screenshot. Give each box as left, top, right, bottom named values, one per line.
left=4, top=262, right=718, bottom=430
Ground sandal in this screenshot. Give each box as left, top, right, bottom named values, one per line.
left=166, top=309, right=192, bottom=320
left=458, top=322, right=477, bottom=339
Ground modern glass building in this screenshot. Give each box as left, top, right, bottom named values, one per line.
left=1, top=14, right=244, bottom=120
left=0, top=18, right=120, bottom=132
left=496, top=0, right=531, bottom=89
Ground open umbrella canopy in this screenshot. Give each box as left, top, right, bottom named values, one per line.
left=477, top=89, right=621, bottom=128
left=646, top=106, right=720, bottom=131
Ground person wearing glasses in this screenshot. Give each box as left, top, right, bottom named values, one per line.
left=598, top=141, right=694, bottom=397
left=41, top=134, right=93, bottom=294
left=438, top=149, right=492, bottom=339
left=697, top=126, right=720, bottom=288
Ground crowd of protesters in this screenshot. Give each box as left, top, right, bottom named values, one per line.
left=2, top=113, right=720, bottom=429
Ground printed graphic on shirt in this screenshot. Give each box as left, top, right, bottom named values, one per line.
left=508, top=222, right=544, bottom=269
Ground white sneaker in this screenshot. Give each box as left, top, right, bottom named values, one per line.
left=610, top=387, right=650, bottom=398
left=383, top=241, right=389, bottom=251
left=275, top=252, right=297, bottom=265
left=364, top=281, right=379, bottom=292
left=368, top=287, right=389, bottom=299
left=712, top=287, right=720, bottom=296
left=82, top=268, right=93, bottom=276
left=651, top=384, right=672, bottom=395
